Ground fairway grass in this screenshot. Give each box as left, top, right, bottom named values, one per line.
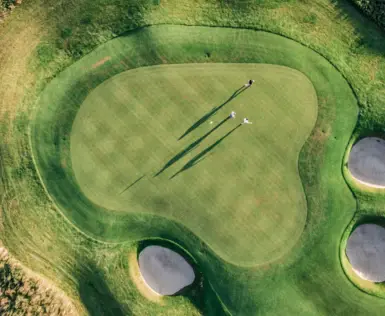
left=71, top=63, right=317, bottom=265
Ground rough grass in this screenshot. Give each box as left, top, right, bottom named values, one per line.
left=1, top=0, right=385, bottom=314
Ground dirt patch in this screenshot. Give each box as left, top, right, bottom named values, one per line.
left=92, top=56, right=111, bottom=69
left=128, top=252, right=163, bottom=304
left=0, top=20, right=40, bottom=121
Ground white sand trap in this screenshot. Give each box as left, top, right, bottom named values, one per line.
left=348, top=137, right=385, bottom=188
left=346, top=224, right=385, bottom=282
left=138, top=246, right=195, bottom=295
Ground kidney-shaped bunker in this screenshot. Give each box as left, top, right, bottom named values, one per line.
left=138, top=245, right=195, bottom=295
left=348, top=137, right=385, bottom=188
left=346, top=224, right=385, bottom=282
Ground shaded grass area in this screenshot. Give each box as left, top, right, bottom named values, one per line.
left=347, top=0, right=385, bottom=32
left=78, top=262, right=127, bottom=316
left=71, top=241, right=207, bottom=316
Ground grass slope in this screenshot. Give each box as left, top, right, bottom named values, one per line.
left=70, top=63, right=317, bottom=265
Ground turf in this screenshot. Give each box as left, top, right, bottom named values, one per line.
left=70, top=63, right=317, bottom=265
left=3, top=0, right=385, bottom=314
left=31, top=25, right=385, bottom=315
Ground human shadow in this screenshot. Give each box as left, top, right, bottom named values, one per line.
left=178, top=86, right=247, bottom=140
left=119, top=175, right=145, bottom=195
left=155, top=116, right=231, bottom=176
left=78, top=262, right=129, bottom=316
left=171, top=124, right=242, bottom=179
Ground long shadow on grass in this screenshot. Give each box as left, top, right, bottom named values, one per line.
left=178, top=86, right=246, bottom=140
left=155, top=116, right=231, bottom=177
left=171, top=124, right=241, bottom=179
left=119, top=175, right=145, bottom=195
left=78, top=262, right=129, bottom=316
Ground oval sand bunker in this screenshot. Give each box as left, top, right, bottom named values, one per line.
left=346, top=224, right=385, bottom=282
left=348, top=137, right=385, bottom=188
left=138, top=246, right=195, bottom=295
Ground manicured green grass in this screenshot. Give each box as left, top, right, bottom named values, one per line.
left=30, top=25, right=385, bottom=315
left=70, top=63, right=317, bottom=265
left=3, top=0, right=385, bottom=314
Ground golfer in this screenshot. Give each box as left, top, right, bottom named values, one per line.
left=230, top=111, right=236, bottom=119
left=242, top=118, right=252, bottom=124
left=244, top=79, right=255, bottom=87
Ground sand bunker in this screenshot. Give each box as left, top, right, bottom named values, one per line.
left=346, top=224, right=385, bottom=282
left=138, top=246, right=195, bottom=295
left=348, top=137, right=385, bottom=188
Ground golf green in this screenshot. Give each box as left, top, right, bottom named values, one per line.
left=71, top=63, right=317, bottom=264
left=32, top=25, right=357, bottom=275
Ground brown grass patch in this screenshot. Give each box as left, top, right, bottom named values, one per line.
left=359, top=56, right=381, bottom=82
left=311, top=127, right=330, bottom=143
left=0, top=20, right=40, bottom=121
left=92, top=56, right=111, bottom=69
left=128, top=252, right=164, bottom=304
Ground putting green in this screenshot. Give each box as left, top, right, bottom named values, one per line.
left=71, top=63, right=317, bottom=265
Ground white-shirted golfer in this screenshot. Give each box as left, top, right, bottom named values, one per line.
left=244, top=79, right=255, bottom=87
left=242, top=118, right=252, bottom=124
left=230, top=111, right=236, bottom=119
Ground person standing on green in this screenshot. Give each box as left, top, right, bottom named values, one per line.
left=244, top=79, right=255, bottom=87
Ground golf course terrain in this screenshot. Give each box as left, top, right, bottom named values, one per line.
left=2, top=0, right=385, bottom=315
left=69, top=63, right=317, bottom=265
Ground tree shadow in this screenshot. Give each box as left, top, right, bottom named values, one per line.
left=78, top=262, right=130, bottom=316
left=155, top=116, right=231, bottom=176
left=171, top=124, right=241, bottom=179
left=331, top=0, right=385, bottom=55
left=119, top=175, right=145, bottom=195
left=352, top=215, right=385, bottom=232
left=178, top=86, right=247, bottom=140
